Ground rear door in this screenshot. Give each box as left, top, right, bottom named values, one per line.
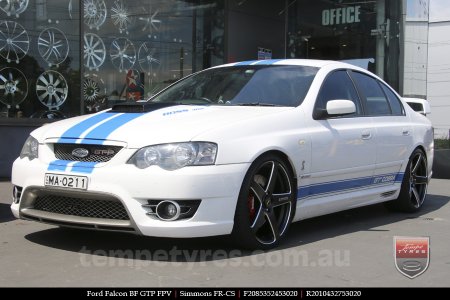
left=350, top=71, right=412, bottom=181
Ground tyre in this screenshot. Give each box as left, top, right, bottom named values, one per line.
left=385, top=148, right=428, bottom=212
left=232, top=154, right=296, bottom=250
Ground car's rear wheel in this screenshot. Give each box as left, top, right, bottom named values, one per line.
left=232, top=154, right=296, bottom=250
left=385, top=148, right=428, bottom=212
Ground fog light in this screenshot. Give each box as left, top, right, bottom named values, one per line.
left=156, top=200, right=180, bottom=221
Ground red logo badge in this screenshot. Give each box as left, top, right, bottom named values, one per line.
left=394, top=236, right=430, bottom=279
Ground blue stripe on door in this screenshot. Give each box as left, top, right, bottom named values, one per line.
left=298, top=173, right=404, bottom=199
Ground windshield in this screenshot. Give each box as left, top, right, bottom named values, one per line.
left=151, top=65, right=319, bottom=107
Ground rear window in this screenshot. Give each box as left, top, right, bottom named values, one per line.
left=380, top=84, right=404, bottom=115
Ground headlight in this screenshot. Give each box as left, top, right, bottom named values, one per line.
left=20, top=136, right=39, bottom=160
left=130, top=142, right=217, bottom=170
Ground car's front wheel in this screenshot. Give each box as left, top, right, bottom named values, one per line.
left=385, top=148, right=428, bottom=212
left=232, top=154, right=296, bottom=249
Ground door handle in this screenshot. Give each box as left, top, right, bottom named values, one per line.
left=402, top=130, right=410, bottom=136
left=361, top=131, right=372, bottom=140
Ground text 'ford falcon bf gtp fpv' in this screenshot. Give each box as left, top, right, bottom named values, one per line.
left=12, top=59, right=433, bottom=249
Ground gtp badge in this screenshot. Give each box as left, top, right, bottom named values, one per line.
left=394, top=236, right=430, bottom=279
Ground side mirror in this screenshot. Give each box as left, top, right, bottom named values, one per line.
left=326, top=100, right=356, bottom=116
left=314, top=100, right=356, bottom=120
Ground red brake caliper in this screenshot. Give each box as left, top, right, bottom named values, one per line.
left=248, top=193, right=256, bottom=221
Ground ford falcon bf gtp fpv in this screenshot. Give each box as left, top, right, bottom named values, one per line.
left=11, top=59, right=433, bottom=249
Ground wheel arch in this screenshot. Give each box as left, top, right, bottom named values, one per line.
left=252, top=149, right=298, bottom=190
left=401, top=144, right=429, bottom=174
left=415, top=145, right=427, bottom=157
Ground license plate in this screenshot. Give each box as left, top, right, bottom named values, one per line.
left=45, top=174, right=88, bottom=190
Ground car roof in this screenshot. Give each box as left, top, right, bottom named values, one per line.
left=214, top=59, right=363, bottom=70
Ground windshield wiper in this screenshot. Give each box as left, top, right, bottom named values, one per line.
left=235, top=102, right=279, bottom=107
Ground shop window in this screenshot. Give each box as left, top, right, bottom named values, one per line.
left=0, top=0, right=81, bottom=120
left=0, top=0, right=225, bottom=120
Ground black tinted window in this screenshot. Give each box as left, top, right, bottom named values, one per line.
left=380, top=84, right=404, bottom=115
left=316, top=70, right=362, bottom=116
left=351, top=72, right=392, bottom=116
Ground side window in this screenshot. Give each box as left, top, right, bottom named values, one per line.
left=380, top=84, right=405, bottom=115
left=351, top=72, right=392, bottom=116
left=316, top=70, right=362, bottom=117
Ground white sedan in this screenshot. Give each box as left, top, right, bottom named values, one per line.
left=11, top=59, right=434, bottom=249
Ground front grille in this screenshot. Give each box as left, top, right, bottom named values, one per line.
left=54, top=143, right=122, bottom=162
left=33, top=195, right=129, bottom=220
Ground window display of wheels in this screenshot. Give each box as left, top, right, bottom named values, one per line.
left=38, top=27, right=69, bottom=67
left=0, top=67, right=28, bottom=108
left=138, top=42, right=160, bottom=78
left=0, top=20, right=29, bottom=64
left=36, top=70, right=68, bottom=110
left=84, top=32, right=106, bottom=71
left=0, top=0, right=28, bottom=18
left=83, top=0, right=107, bottom=30
left=110, top=37, right=136, bottom=73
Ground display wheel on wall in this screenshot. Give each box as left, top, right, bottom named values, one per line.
left=110, top=37, right=136, bottom=73
left=138, top=42, right=160, bottom=78
left=0, top=67, right=28, bottom=107
left=0, top=20, right=29, bottom=64
left=139, top=7, right=161, bottom=38
left=38, top=27, right=69, bottom=67
left=83, top=0, right=107, bottom=30
left=111, top=0, right=132, bottom=35
left=0, top=0, right=28, bottom=18
left=83, top=74, right=107, bottom=113
left=84, top=33, right=106, bottom=71
left=83, top=73, right=105, bottom=103
left=36, top=70, right=68, bottom=109
left=68, top=0, right=73, bottom=19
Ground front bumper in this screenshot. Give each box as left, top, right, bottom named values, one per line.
left=11, top=157, right=250, bottom=237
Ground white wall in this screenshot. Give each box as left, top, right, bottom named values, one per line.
left=427, top=21, right=450, bottom=138
left=404, top=21, right=429, bottom=98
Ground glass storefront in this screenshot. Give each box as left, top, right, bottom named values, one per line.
left=0, top=0, right=405, bottom=122
left=0, top=0, right=224, bottom=119
left=287, top=0, right=401, bottom=91
left=0, top=0, right=81, bottom=119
